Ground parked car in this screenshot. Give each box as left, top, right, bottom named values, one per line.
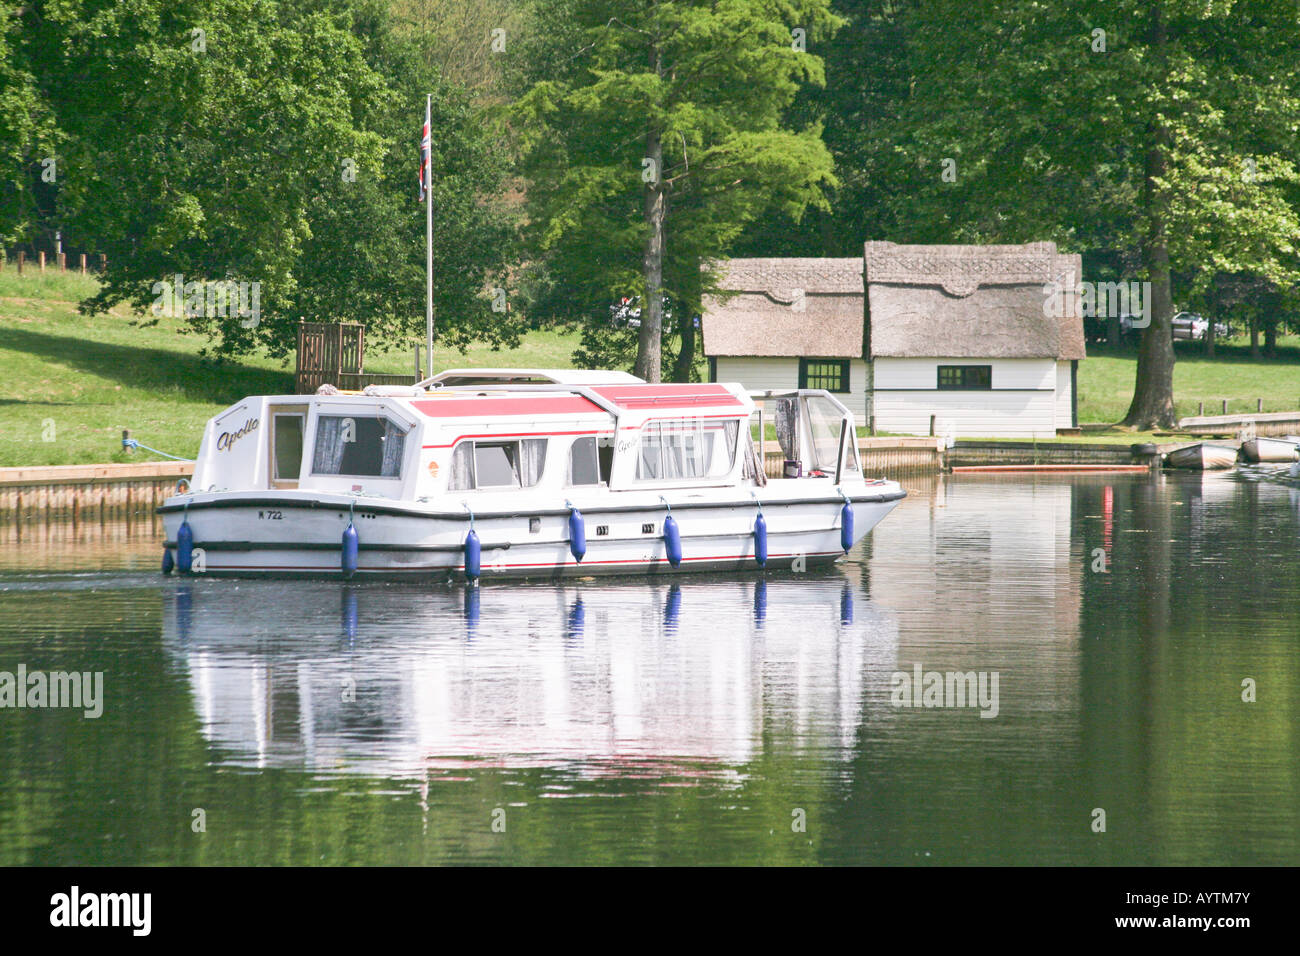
left=608, top=296, right=699, bottom=331
left=1173, top=311, right=1233, bottom=341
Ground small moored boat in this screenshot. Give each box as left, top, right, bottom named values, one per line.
left=1240, top=436, right=1300, bottom=464
left=1164, top=442, right=1239, bottom=471
left=159, top=369, right=905, bottom=579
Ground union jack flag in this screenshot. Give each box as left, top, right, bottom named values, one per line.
left=418, top=99, right=431, bottom=201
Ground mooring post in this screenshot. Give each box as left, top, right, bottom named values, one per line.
left=122, top=429, right=132, bottom=454
left=1257, top=398, right=1263, bottom=413
left=929, top=414, right=936, bottom=437
left=1198, top=401, right=1204, bottom=416
left=1222, top=399, right=1228, bottom=415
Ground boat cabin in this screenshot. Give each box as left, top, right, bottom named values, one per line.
left=188, top=369, right=864, bottom=502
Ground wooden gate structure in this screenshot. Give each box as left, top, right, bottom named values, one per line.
left=295, top=321, right=418, bottom=393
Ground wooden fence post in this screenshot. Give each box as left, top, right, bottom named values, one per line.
left=79, top=253, right=87, bottom=274
left=1197, top=401, right=1204, bottom=416
left=38, top=251, right=45, bottom=272
left=1222, top=399, right=1228, bottom=415
left=1257, top=398, right=1263, bottom=413
left=58, top=252, right=66, bottom=272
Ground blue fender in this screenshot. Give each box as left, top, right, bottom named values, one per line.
left=464, top=528, right=481, bottom=581
left=161, top=548, right=174, bottom=575
left=663, top=514, right=682, bottom=568
left=753, top=513, right=768, bottom=567
left=568, top=508, right=587, bottom=563
left=839, top=501, right=854, bottom=553
left=176, top=520, right=194, bottom=574
left=341, top=522, right=359, bottom=578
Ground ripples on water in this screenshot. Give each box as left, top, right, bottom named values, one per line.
left=0, top=473, right=1296, bottom=865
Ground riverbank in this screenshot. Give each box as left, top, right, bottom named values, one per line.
left=5, top=266, right=1300, bottom=467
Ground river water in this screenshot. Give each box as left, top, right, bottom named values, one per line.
left=0, top=472, right=1296, bottom=865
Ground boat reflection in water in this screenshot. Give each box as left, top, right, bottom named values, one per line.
left=162, top=576, right=899, bottom=780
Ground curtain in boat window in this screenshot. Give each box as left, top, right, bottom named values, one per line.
left=380, top=420, right=406, bottom=477
left=519, top=439, right=547, bottom=486
left=312, top=416, right=347, bottom=474
left=449, top=442, right=474, bottom=490
left=720, top=420, right=739, bottom=475
left=637, top=422, right=663, bottom=479
left=636, top=419, right=739, bottom=481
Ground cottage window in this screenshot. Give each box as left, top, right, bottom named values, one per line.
left=798, top=358, right=850, bottom=393
left=937, top=365, right=992, bottom=390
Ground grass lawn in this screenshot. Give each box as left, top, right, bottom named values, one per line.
left=1078, top=339, right=1300, bottom=423
left=0, top=268, right=581, bottom=467
left=3, top=266, right=1299, bottom=465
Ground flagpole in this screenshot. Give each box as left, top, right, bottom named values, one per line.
left=424, top=93, right=434, bottom=379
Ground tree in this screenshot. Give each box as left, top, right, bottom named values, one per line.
left=511, top=0, right=842, bottom=381
left=814, top=0, right=1300, bottom=428
left=12, top=0, right=516, bottom=359
left=0, top=1, right=58, bottom=247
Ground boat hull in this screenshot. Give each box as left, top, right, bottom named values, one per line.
left=158, top=486, right=904, bottom=580
left=1240, top=437, right=1300, bottom=463
left=1165, top=443, right=1238, bottom=470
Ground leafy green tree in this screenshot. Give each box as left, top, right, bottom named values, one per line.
left=0, top=1, right=58, bottom=247
left=846, top=0, right=1300, bottom=428
left=13, top=0, right=515, bottom=359
left=511, top=0, right=842, bottom=381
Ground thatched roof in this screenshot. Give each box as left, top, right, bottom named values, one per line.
left=701, top=258, right=864, bottom=358
left=865, top=241, right=1085, bottom=360
left=700, top=245, right=1086, bottom=362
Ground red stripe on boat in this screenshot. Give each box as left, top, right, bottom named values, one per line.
left=412, top=396, right=604, bottom=418
left=592, top=384, right=743, bottom=410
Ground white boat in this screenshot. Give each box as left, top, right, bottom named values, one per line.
left=159, top=369, right=905, bottom=579
left=1164, top=442, right=1239, bottom=471
left=1240, top=436, right=1300, bottom=463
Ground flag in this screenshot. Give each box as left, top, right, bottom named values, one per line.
left=418, top=98, right=431, bottom=201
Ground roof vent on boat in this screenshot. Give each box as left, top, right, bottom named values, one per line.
left=363, top=384, right=427, bottom=397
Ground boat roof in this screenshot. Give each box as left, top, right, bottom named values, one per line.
left=408, top=381, right=751, bottom=421
left=427, top=368, right=644, bottom=387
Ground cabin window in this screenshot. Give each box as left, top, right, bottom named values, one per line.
left=448, top=438, right=547, bottom=490
left=798, top=358, right=850, bottom=393
left=635, top=419, right=739, bottom=481
left=568, top=437, right=599, bottom=485
left=272, top=413, right=305, bottom=480
left=567, top=436, right=614, bottom=486
left=937, top=365, right=992, bottom=390
left=804, top=396, right=856, bottom=476
left=312, top=415, right=407, bottom=478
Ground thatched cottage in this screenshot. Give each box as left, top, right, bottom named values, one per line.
left=701, top=241, right=1085, bottom=439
